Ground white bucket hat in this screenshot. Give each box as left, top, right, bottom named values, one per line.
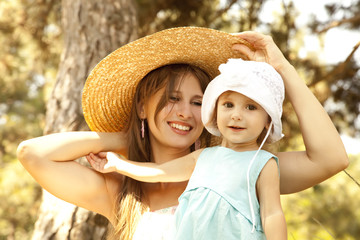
left=201, top=58, right=285, bottom=143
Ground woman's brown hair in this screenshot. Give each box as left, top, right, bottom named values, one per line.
left=107, top=64, right=211, bottom=239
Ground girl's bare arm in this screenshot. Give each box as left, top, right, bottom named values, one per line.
left=257, top=159, right=287, bottom=240
left=87, top=150, right=202, bottom=183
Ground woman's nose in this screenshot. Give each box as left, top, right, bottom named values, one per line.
left=176, top=102, right=192, bottom=119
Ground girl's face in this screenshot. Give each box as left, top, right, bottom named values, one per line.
left=216, top=91, right=269, bottom=151
left=144, top=73, right=204, bottom=152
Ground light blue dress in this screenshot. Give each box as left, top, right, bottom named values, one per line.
left=174, top=146, right=279, bottom=240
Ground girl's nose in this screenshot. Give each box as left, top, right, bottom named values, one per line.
left=231, top=110, right=242, bottom=121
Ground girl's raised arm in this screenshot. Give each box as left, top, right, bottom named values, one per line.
left=87, top=150, right=201, bottom=183
left=232, top=32, right=349, bottom=194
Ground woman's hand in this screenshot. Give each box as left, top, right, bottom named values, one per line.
left=87, top=152, right=121, bottom=173
left=232, top=31, right=290, bottom=73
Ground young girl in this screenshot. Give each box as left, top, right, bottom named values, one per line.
left=88, top=58, right=287, bottom=239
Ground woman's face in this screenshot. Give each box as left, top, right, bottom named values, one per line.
left=144, top=73, right=204, bottom=151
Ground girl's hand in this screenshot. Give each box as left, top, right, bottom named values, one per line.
left=86, top=152, right=120, bottom=173
left=232, top=31, right=290, bottom=73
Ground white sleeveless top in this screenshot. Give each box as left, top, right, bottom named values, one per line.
left=132, top=206, right=177, bottom=240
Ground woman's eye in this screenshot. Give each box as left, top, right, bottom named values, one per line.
left=192, top=101, right=202, bottom=106
left=246, top=104, right=257, bottom=110
left=169, top=96, right=180, bottom=102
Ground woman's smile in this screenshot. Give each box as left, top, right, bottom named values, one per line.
left=169, top=121, right=192, bottom=132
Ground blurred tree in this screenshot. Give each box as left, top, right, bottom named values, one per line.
left=135, top=0, right=266, bottom=35
left=0, top=0, right=58, bottom=165
left=0, top=0, right=60, bottom=238
left=310, top=1, right=360, bottom=138
left=283, top=154, right=360, bottom=240
left=30, top=0, right=138, bottom=239
left=0, top=162, right=41, bottom=239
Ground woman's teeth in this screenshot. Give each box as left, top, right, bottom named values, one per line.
left=170, top=123, right=190, bottom=131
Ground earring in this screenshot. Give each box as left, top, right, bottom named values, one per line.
left=141, top=119, right=145, bottom=139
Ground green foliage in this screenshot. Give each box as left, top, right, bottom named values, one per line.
left=0, top=0, right=61, bottom=238
left=136, top=0, right=272, bottom=36
left=136, top=0, right=222, bottom=35
left=0, top=0, right=61, bottom=160
left=283, top=154, right=360, bottom=239
left=0, top=161, right=41, bottom=239
left=309, top=0, right=360, bottom=138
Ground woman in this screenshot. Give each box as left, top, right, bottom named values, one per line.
left=88, top=58, right=288, bottom=239
left=17, top=27, right=348, bottom=239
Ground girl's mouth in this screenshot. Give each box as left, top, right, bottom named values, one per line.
left=229, top=126, right=245, bottom=130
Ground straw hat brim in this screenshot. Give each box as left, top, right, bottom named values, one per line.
left=82, top=27, right=251, bottom=132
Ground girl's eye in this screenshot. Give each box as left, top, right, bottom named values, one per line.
left=246, top=104, right=257, bottom=110
left=223, top=102, right=233, bottom=108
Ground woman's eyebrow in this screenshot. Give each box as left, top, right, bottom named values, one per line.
left=193, top=94, right=203, bottom=99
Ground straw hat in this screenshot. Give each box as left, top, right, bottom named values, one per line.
left=82, top=27, right=251, bottom=132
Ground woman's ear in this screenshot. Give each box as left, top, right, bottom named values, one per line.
left=138, top=102, right=147, bottom=119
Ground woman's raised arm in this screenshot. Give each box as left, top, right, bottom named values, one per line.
left=17, top=131, right=127, bottom=219
left=232, top=32, right=349, bottom=194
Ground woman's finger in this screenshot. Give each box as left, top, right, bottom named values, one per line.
left=232, top=43, right=252, bottom=59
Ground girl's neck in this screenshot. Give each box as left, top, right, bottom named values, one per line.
left=221, top=139, right=259, bottom=152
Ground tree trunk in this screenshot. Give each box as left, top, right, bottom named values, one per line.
left=32, top=0, right=138, bottom=239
